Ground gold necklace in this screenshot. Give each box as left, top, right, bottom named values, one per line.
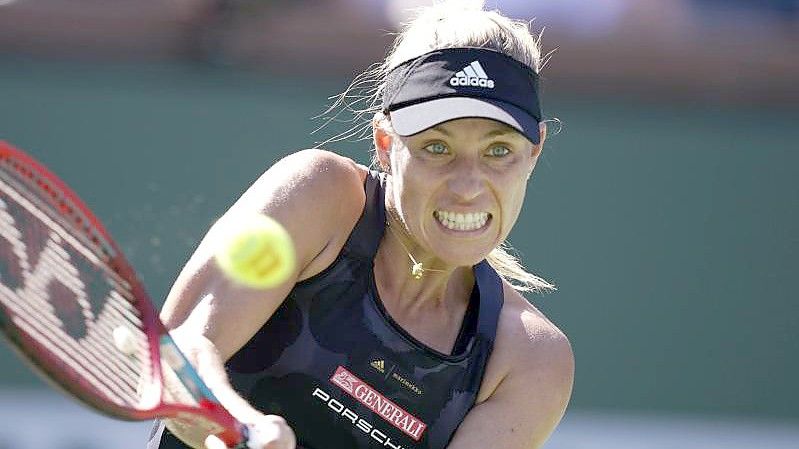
left=385, top=221, right=447, bottom=279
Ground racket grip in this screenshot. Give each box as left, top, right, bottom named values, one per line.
left=206, top=423, right=250, bottom=449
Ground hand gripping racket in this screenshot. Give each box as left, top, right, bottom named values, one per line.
left=0, top=141, right=249, bottom=448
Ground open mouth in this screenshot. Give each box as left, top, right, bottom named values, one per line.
left=433, top=210, right=492, bottom=232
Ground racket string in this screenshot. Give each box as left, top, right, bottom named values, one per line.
left=1, top=284, right=150, bottom=405
left=0, top=239, right=148, bottom=401
left=0, top=177, right=155, bottom=409
left=1, top=154, right=207, bottom=420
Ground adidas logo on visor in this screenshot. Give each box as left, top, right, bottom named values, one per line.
left=449, top=60, right=495, bottom=89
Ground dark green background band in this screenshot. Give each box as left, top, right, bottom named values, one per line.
left=0, top=59, right=797, bottom=421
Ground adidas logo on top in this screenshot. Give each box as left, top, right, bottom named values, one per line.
left=449, top=60, right=495, bottom=89
left=370, top=359, right=385, bottom=373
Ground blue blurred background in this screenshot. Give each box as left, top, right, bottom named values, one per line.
left=1, top=1, right=798, bottom=448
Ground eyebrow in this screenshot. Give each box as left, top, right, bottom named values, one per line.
left=430, top=125, right=453, bottom=137
left=483, top=127, right=519, bottom=139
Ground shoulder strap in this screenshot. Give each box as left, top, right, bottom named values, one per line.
left=473, top=260, right=504, bottom=343
left=341, top=170, right=386, bottom=259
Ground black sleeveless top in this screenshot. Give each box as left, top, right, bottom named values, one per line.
left=149, top=170, right=504, bottom=449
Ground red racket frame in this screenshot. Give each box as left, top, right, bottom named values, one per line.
left=0, top=141, right=245, bottom=447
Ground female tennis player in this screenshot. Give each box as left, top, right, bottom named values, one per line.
left=149, top=2, right=573, bottom=448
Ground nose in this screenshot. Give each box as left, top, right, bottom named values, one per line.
left=447, top=157, right=485, bottom=202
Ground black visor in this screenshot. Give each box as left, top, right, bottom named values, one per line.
left=382, top=47, right=542, bottom=144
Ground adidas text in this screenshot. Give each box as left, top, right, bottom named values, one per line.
left=450, top=77, right=494, bottom=88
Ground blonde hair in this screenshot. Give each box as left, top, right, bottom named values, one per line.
left=317, top=0, right=555, bottom=293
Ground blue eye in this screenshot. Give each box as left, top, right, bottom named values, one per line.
left=423, top=142, right=449, bottom=155
left=487, top=145, right=511, bottom=157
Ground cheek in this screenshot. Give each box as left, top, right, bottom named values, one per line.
left=498, top=180, right=529, bottom=230
left=390, top=160, right=431, bottom=222
left=396, top=174, right=430, bottom=217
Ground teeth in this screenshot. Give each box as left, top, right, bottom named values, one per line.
left=434, top=211, right=490, bottom=231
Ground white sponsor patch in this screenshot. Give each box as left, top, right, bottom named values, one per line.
left=330, top=366, right=427, bottom=441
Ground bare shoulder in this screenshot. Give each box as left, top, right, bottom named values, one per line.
left=502, top=285, right=573, bottom=362
left=244, top=149, right=366, bottom=209
left=232, top=149, right=369, bottom=279
left=499, top=283, right=574, bottom=381
left=163, top=149, right=369, bottom=327
left=447, top=283, right=573, bottom=449
left=478, top=281, right=574, bottom=403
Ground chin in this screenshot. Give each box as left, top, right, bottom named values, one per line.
left=426, top=222, right=500, bottom=266
left=432, top=247, right=493, bottom=268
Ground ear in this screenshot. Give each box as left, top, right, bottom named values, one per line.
left=527, top=122, right=547, bottom=180
left=372, top=114, right=393, bottom=171
left=531, top=121, right=547, bottom=159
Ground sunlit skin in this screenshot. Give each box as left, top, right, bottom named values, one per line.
left=157, top=116, right=568, bottom=449
left=376, top=118, right=547, bottom=271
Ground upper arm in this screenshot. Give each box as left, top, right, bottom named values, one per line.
left=159, top=149, right=366, bottom=360
left=448, top=305, right=574, bottom=449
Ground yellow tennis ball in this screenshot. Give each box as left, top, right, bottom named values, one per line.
left=214, top=214, right=296, bottom=289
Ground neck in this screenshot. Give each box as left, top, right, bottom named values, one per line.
left=375, top=212, right=473, bottom=310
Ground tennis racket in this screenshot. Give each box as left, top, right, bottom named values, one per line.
left=0, top=141, right=249, bottom=448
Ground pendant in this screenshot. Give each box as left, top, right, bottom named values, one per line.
left=411, top=262, right=424, bottom=279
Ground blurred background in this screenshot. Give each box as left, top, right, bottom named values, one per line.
left=1, top=0, right=798, bottom=448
